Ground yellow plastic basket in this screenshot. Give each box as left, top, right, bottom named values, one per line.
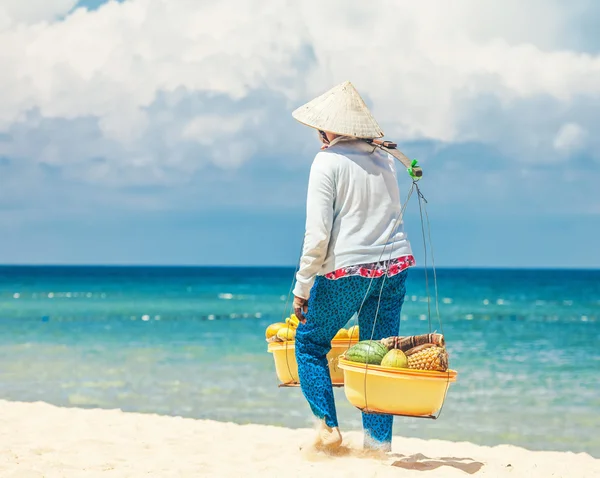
left=338, top=355, right=458, bottom=417
left=268, top=338, right=358, bottom=386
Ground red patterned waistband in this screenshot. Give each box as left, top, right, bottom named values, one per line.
left=324, top=254, right=416, bottom=280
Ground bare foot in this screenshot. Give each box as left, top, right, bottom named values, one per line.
left=364, top=434, right=392, bottom=454
left=314, top=423, right=343, bottom=451
left=299, top=421, right=343, bottom=454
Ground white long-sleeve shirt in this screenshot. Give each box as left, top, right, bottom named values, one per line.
left=293, top=137, right=413, bottom=299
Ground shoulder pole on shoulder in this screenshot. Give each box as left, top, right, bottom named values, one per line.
left=365, top=139, right=423, bottom=181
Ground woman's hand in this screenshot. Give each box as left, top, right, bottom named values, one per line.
left=293, top=295, right=308, bottom=324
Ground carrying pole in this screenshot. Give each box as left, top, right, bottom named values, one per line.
left=366, top=139, right=423, bottom=180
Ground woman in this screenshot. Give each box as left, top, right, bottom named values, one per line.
left=291, top=81, right=415, bottom=453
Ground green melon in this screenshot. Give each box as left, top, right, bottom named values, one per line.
left=381, top=349, right=408, bottom=368
left=345, top=340, right=389, bottom=365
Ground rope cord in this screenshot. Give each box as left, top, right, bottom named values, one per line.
left=358, top=181, right=417, bottom=412
left=416, top=183, right=432, bottom=334
left=281, top=238, right=305, bottom=384
left=350, top=176, right=447, bottom=418
left=421, top=187, right=443, bottom=335
left=349, top=183, right=416, bottom=346
left=414, top=182, right=450, bottom=420
left=416, top=183, right=450, bottom=420
left=413, top=182, right=443, bottom=335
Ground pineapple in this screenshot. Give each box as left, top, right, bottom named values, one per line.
left=406, top=344, right=449, bottom=371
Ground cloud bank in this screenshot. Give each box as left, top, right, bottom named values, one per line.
left=1, top=0, right=599, bottom=216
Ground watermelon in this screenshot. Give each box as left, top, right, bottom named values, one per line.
left=381, top=349, right=408, bottom=368
left=345, top=340, right=388, bottom=365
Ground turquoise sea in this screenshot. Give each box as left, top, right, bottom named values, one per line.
left=0, top=266, right=598, bottom=457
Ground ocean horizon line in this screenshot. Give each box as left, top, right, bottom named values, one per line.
left=0, top=263, right=599, bottom=272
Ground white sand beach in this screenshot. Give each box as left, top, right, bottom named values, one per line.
left=0, top=400, right=597, bottom=478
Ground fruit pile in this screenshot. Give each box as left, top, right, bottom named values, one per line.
left=265, top=317, right=360, bottom=343
left=334, top=325, right=359, bottom=341
left=265, top=315, right=300, bottom=342
left=344, top=336, right=449, bottom=372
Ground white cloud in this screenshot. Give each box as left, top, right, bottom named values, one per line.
left=0, top=0, right=78, bottom=25
left=182, top=114, right=255, bottom=146
left=1, top=0, right=600, bottom=188
left=553, top=122, right=587, bottom=153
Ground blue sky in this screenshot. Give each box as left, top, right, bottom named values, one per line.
left=0, top=0, right=599, bottom=268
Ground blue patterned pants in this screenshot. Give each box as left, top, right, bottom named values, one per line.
left=295, top=270, right=408, bottom=449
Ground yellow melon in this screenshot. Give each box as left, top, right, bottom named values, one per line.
left=276, top=326, right=296, bottom=341
left=334, top=328, right=349, bottom=340
left=286, top=314, right=300, bottom=328
left=347, top=325, right=359, bottom=339
left=265, top=322, right=286, bottom=340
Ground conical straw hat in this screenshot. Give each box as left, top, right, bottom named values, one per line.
left=292, top=81, right=384, bottom=139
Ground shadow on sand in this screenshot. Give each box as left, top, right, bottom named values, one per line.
left=300, top=445, right=485, bottom=474
left=390, top=453, right=484, bottom=474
